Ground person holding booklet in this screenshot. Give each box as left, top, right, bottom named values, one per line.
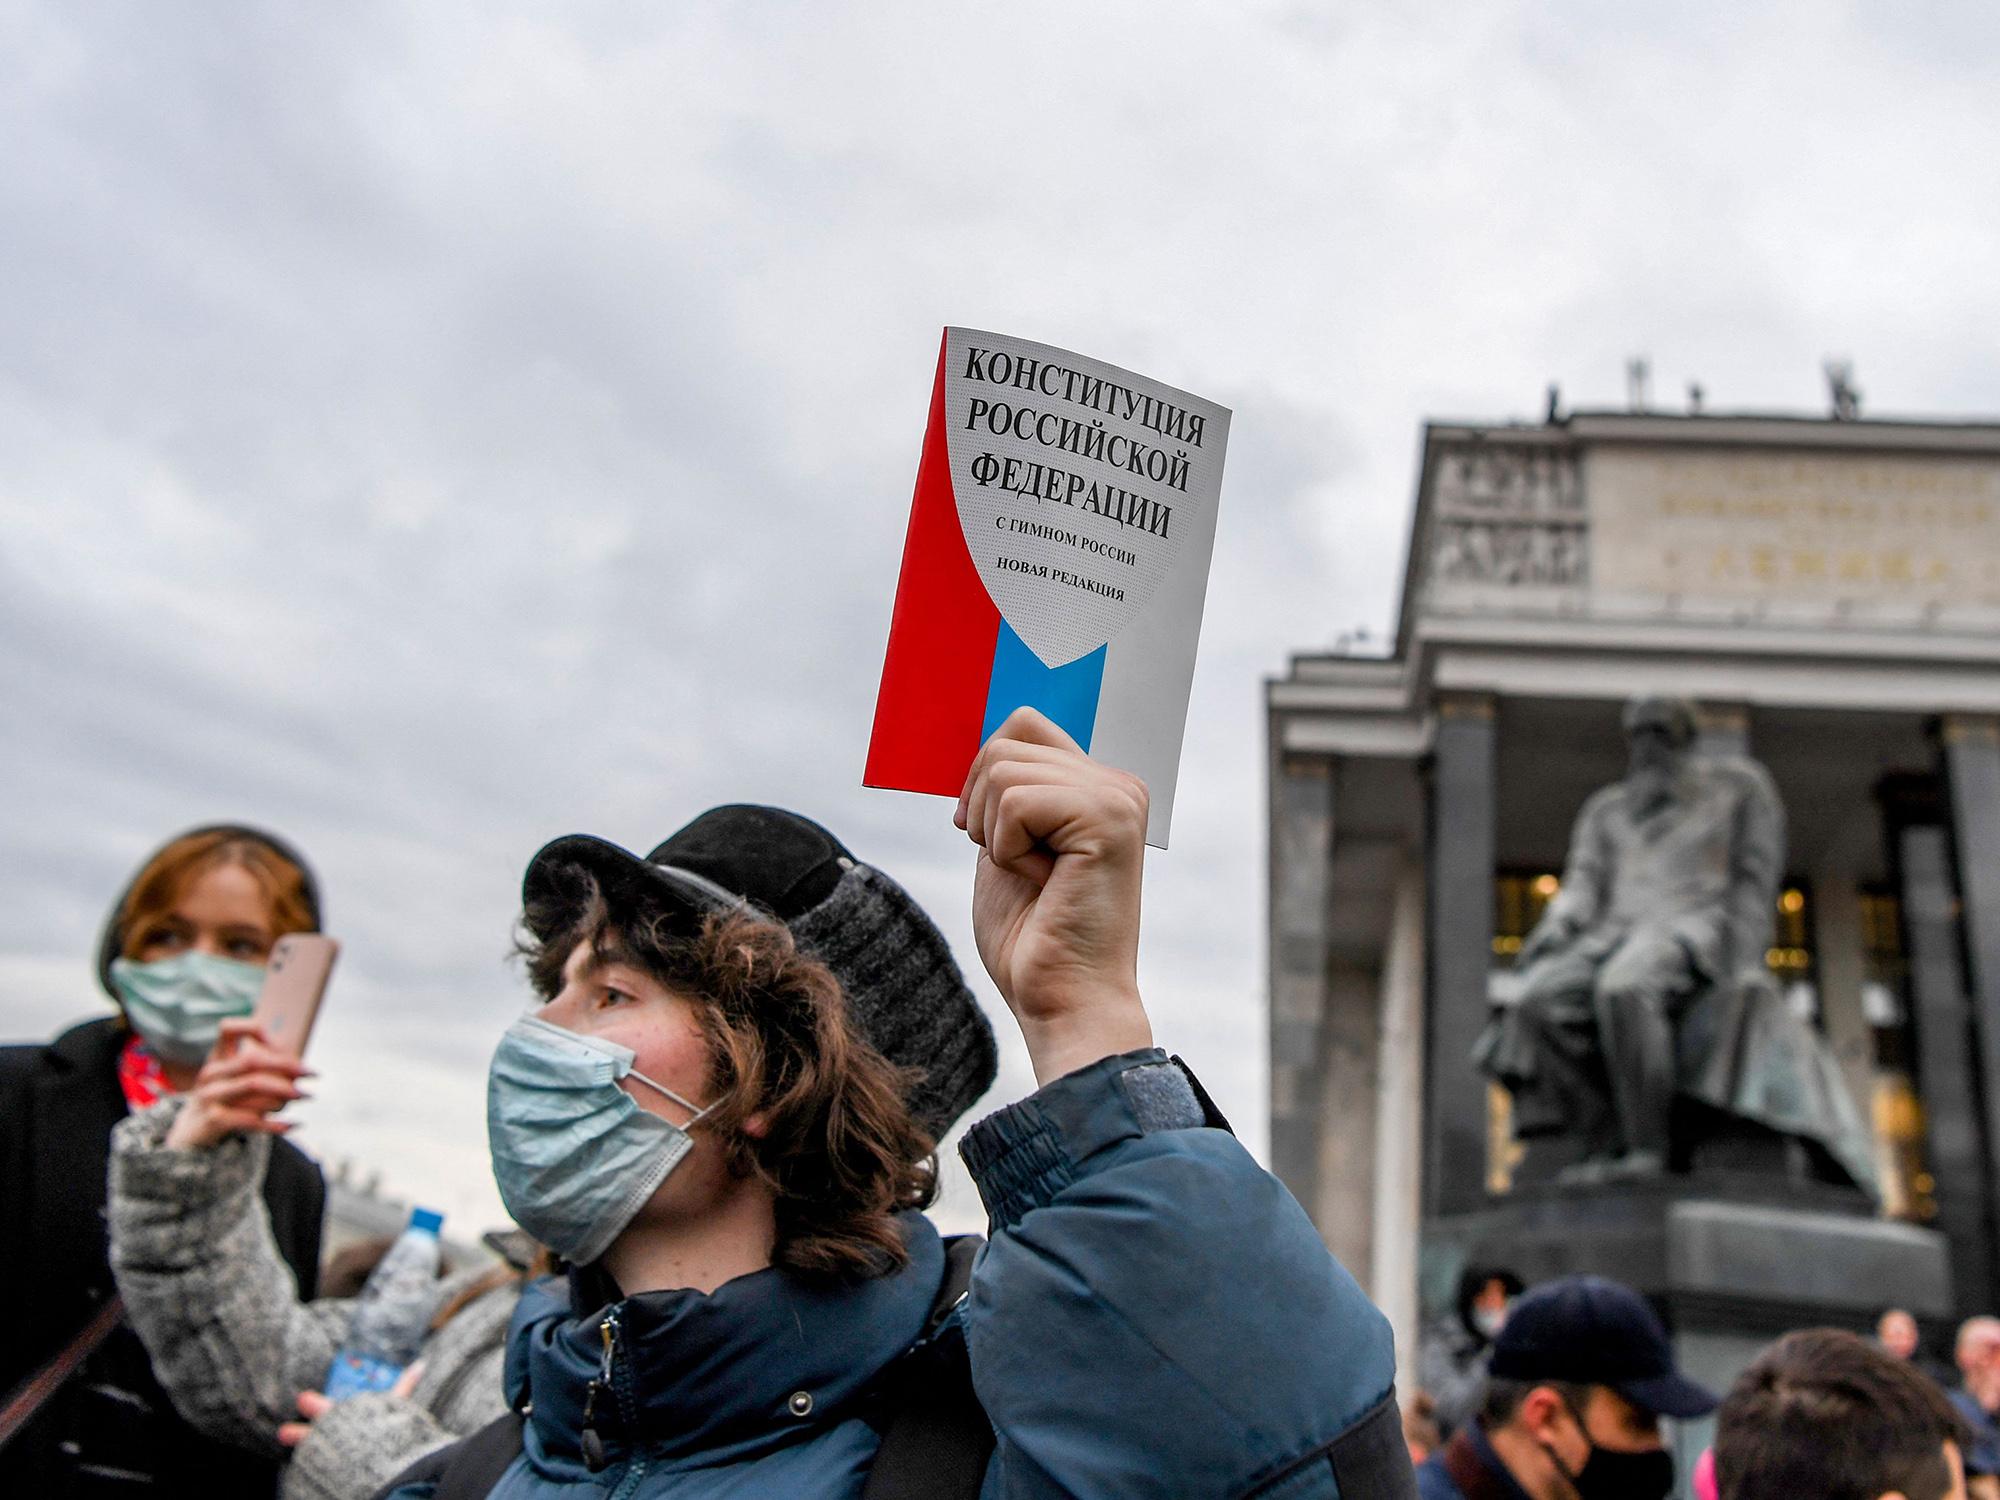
left=0, top=825, right=328, bottom=1497
left=383, top=709, right=1409, bottom=1498
left=111, top=712, right=1412, bottom=1498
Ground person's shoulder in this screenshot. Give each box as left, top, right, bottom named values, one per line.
left=268, top=1131, right=323, bottom=1181
left=0, top=1038, right=42, bottom=1084
left=0, top=1021, right=123, bottom=1154
left=1576, top=781, right=1627, bottom=819
left=0, top=1042, right=39, bottom=1120
left=1420, top=1313, right=1476, bottom=1360
left=0, top=1016, right=118, bottom=1086
left=1696, top=753, right=1780, bottom=804
left=1949, top=1386, right=1989, bottom=1422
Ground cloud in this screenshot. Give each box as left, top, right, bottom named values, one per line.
left=3, top=0, right=1997, bottom=1234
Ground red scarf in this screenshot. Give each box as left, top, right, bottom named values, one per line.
left=116, top=1033, right=174, bottom=1111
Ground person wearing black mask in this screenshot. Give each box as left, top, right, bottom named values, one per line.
left=1416, top=1274, right=1715, bottom=1500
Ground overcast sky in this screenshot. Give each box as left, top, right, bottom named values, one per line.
left=5, top=2, right=1997, bottom=1236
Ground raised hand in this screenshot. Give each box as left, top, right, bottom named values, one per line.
left=162, top=1018, right=313, bottom=1150
left=956, top=707, right=1153, bottom=1085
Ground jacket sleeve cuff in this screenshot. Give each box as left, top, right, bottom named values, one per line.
left=959, top=1047, right=1206, bottom=1232
left=289, top=1394, right=455, bottom=1500
left=110, top=1096, right=270, bottom=1265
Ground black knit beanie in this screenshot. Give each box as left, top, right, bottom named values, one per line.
left=787, top=862, right=997, bottom=1139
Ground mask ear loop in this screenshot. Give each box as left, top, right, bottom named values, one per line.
left=625, top=1066, right=715, bottom=1129
left=1533, top=1391, right=1593, bottom=1492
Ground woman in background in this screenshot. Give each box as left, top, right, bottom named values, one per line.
left=0, top=825, right=327, bottom=1498
left=1418, top=1264, right=1526, bottom=1440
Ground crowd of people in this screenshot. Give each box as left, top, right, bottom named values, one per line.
left=1, top=710, right=1994, bottom=1500
left=3, top=712, right=1409, bottom=1499
left=1408, top=1269, right=2000, bottom=1500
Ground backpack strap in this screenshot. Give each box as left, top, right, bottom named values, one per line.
left=372, top=1410, right=526, bottom=1500
left=923, top=1233, right=982, bottom=1338
left=861, top=1233, right=993, bottom=1500
left=0, top=1294, right=125, bottom=1454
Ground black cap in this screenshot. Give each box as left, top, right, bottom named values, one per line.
left=522, top=806, right=997, bottom=1138
left=524, top=804, right=861, bottom=939
left=96, top=824, right=322, bottom=998
left=1488, top=1275, right=1718, bottom=1420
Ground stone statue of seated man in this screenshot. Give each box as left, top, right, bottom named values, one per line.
left=1477, top=695, right=1796, bottom=1180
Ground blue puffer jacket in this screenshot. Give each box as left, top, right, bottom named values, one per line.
left=384, top=1049, right=1410, bottom=1499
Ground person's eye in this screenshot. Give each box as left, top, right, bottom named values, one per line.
left=599, top=986, right=635, bottom=1008
left=142, top=928, right=188, bottom=952
left=227, top=938, right=268, bottom=960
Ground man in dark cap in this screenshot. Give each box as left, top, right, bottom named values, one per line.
left=1417, top=1273, right=1716, bottom=1500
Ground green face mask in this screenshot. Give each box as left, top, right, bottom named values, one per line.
left=109, top=952, right=265, bottom=1067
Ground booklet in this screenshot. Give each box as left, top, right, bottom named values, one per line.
left=866, top=328, right=1231, bottom=847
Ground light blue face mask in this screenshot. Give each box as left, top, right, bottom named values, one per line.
left=109, top=952, right=265, bottom=1067
left=486, top=1015, right=715, bottom=1266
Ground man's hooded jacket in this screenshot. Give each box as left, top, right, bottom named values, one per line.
left=382, top=1050, right=1413, bottom=1500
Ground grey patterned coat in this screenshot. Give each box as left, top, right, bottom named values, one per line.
left=108, top=1097, right=518, bottom=1500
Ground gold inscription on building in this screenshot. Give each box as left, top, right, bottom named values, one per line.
left=1588, top=448, right=2000, bottom=616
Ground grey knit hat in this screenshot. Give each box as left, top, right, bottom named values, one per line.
left=521, top=807, right=997, bottom=1138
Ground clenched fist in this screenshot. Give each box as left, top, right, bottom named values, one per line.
left=957, top=708, right=1153, bottom=1084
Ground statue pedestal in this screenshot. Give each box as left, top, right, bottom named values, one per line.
left=1425, top=1180, right=1952, bottom=1491
left=1427, top=1179, right=1951, bottom=1325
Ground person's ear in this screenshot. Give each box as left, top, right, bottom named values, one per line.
left=1518, top=1386, right=1567, bottom=1444
left=741, top=1109, right=771, bottom=1140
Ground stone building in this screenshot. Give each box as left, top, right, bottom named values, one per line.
left=1265, top=408, right=2000, bottom=1390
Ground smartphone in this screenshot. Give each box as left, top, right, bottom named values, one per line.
left=251, top=934, right=340, bottom=1059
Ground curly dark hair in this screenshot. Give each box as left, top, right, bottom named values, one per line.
left=518, top=866, right=938, bottom=1282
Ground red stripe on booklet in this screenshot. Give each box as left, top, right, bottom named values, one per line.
left=864, top=339, right=1001, bottom=794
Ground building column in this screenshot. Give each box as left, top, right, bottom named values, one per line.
left=1945, top=716, right=2000, bottom=1192
left=1425, top=695, right=1496, bottom=1218
left=1315, top=963, right=1380, bottom=1286
left=1268, top=752, right=1334, bottom=1212
left=1372, top=864, right=1426, bottom=1393
left=1897, top=818, right=1995, bottom=1310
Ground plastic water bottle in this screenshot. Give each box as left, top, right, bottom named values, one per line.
left=324, top=1207, right=445, bottom=1400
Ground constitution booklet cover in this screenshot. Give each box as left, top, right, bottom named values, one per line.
left=866, top=327, right=1231, bottom=847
